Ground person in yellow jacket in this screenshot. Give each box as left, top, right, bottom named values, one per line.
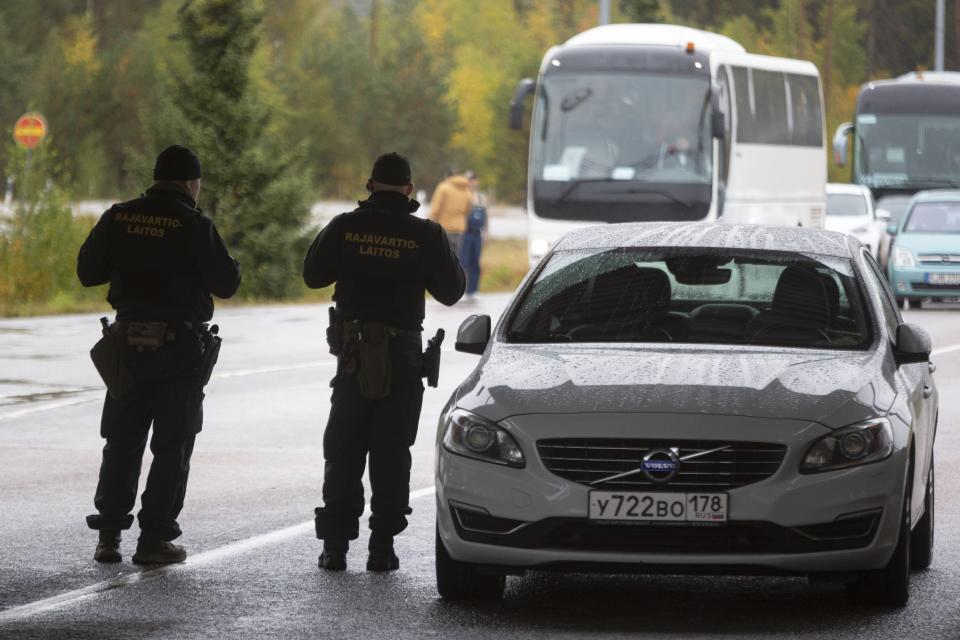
left=429, top=170, right=472, bottom=253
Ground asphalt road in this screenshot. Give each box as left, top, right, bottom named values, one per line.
left=1, top=295, right=959, bottom=639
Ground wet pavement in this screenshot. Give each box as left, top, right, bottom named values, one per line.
left=1, top=295, right=959, bottom=639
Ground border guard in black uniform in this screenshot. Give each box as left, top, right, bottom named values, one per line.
left=78, top=145, right=240, bottom=564
left=304, top=153, right=465, bottom=571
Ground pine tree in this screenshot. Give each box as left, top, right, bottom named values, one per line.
left=167, top=0, right=310, bottom=298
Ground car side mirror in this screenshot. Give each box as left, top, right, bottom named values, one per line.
left=509, top=78, right=536, bottom=131
left=456, top=314, right=491, bottom=355
left=887, top=222, right=899, bottom=236
left=833, top=122, right=853, bottom=167
left=875, top=208, right=891, bottom=221
left=894, top=323, right=932, bottom=365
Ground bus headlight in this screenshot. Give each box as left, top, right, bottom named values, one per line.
left=892, top=247, right=916, bottom=267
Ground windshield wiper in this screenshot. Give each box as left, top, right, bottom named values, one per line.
left=906, top=177, right=960, bottom=188
left=623, top=187, right=694, bottom=209
left=553, top=178, right=621, bottom=205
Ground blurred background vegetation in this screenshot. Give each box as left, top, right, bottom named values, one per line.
left=0, top=0, right=954, bottom=314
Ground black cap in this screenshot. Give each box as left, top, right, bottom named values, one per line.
left=153, top=145, right=202, bottom=181
left=370, top=152, right=411, bottom=186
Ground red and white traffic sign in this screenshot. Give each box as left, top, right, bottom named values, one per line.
left=13, top=113, right=47, bottom=149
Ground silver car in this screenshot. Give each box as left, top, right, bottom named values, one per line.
left=435, top=222, right=937, bottom=607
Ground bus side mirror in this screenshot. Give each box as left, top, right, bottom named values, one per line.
left=710, top=91, right=726, bottom=140
left=833, top=122, right=854, bottom=167
left=711, top=110, right=726, bottom=140
left=509, top=78, right=536, bottom=130
left=456, top=314, right=491, bottom=355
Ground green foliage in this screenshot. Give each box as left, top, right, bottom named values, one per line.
left=150, top=0, right=311, bottom=299
left=0, top=143, right=101, bottom=314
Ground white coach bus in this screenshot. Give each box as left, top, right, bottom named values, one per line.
left=509, top=24, right=827, bottom=264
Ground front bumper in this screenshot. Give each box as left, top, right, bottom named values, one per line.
left=889, top=264, right=960, bottom=298
left=436, top=412, right=906, bottom=575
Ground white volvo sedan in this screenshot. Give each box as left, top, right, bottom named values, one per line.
left=435, top=222, right=937, bottom=607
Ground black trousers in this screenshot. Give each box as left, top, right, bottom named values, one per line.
left=86, top=339, right=204, bottom=541
left=315, top=336, right=423, bottom=544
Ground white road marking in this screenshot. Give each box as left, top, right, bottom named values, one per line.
left=932, top=342, right=960, bottom=357
left=0, top=486, right=437, bottom=623
left=0, top=361, right=335, bottom=422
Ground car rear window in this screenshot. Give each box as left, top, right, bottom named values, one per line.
left=826, top=193, right=869, bottom=217
left=507, top=248, right=871, bottom=349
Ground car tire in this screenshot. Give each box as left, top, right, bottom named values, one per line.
left=908, top=298, right=923, bottom=310
left=911, top=457, right=934, bottom=571
left=846, top=493, right=911, bottom=607
left=435, top=524, right=505, bottom=600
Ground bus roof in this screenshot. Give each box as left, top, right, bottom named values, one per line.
left=897, top=71, right=960, bottom=84
left=565, top=24, right=745, bottom=54
left=857, top=78, right=960, bottom=114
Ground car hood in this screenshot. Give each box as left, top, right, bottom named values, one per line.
left=455, top=344, right=896, bottom=429
left=892, top=232, right=960, bottom=254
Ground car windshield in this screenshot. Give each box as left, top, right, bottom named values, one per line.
left=904, top=201, right=960, bottom=233
left=827, top=193, right=869, bottom=217
left=507, top=248, right=872, bottom=349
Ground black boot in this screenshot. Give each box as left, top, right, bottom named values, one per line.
left=132, top=535, right=187, bottom=565
left=319, top=540, right=348, bottom=571
left=94, top=530, right=121, bottom=563
left=366, top=535, right=399, bottom=572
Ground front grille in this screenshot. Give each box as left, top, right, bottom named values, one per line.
left=538, top=438, right=786, bottom=491
left=917, top=254, right=960, bottom=264
left=912, top=282, right=960, bottom=290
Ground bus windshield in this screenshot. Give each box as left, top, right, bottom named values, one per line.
left=855, top=113, right=960, bottom=189
left=531, top=72, right=712, bottom=222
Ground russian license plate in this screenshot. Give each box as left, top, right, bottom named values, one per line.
left=589, top=491, right=728, bottom=523
left=926, top=273, right=960, bottom=285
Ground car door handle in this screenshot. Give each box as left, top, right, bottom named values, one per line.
left=929, top=362, right=936, bottom=374
left=923, top=385, right=933, bottom=399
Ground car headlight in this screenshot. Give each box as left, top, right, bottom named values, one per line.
left=442, top=408, right=524, bottom=467
left=529, top=238, right=551, bottom=259
left=891, top=246, right=916, bottom=267
left=851, top=225, right=870, bottom=235
left=800, top=418, right=894, bottom=473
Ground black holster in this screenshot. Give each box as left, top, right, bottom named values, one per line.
left=198, top=325, right=221, bottom=387
left=421, top=328, right=445, bottom=388
left=90, top=317, right=136, bottom=398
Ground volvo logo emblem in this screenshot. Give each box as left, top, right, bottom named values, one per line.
left=641, top=448, right=680, bottom=483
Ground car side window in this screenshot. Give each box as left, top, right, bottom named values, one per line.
left=861, top=250, right=901, bottom=337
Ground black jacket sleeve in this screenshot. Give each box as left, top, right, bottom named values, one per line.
left=77, top=209, right=113, bottom=287
left=192, top=215, right=241, bottom=299
left=426, top=225, right=466, bottom=306
left=303, top=216, right=342, bottom=289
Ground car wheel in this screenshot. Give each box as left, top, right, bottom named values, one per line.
left=846, top=493, right=911, bottom=606
left=911, top=456, right=934, bottom=571
left=895, top=297, right=905, bottom=308
left=435, top=524, right=505, bottom=600
left=908, top=298, right=923, bottom=310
